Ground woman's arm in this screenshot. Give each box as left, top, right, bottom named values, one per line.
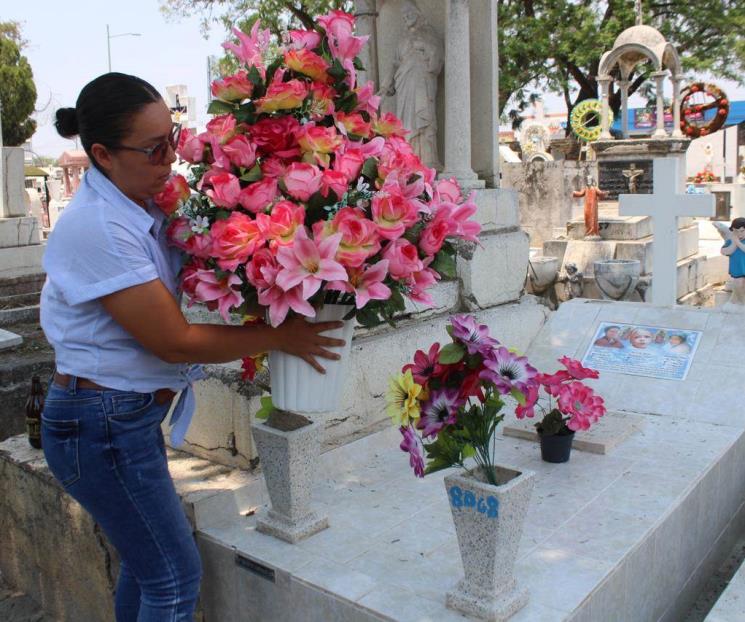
left=101, top=279, right=345, bottom=373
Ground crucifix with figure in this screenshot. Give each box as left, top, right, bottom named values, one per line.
left=619, top=158, right=714, bottom=306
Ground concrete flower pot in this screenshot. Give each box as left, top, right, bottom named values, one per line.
left=251, top=418, right=328, bottom=543
left=269, top=304, right=354, bottom=413
left=445, top=465, right=535, bottom=621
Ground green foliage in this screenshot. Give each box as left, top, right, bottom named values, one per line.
left=535, top=408, right=564, bottom=436
left=438, top=342, right=466, bottom=365
left=255, top=395, right=275, bottom=419
left=499, top=0, right=745, bottom=130
left=0, top=24, right=37, bottom=146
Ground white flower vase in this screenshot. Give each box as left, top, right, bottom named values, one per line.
left=269, top=304, right=355, bottom=413
left=444, top=466, right=535, bottom=621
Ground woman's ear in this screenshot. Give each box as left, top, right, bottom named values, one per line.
left=90, top=143, right=114, bottom=173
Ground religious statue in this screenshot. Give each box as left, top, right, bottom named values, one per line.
left=379, top=0, right=444, bottom=170
left=622, top=163, right=644, bottom=194
left=561, top=263, right=584, bottom=300
left=572, top=175, right=608, bottom=240
left=719, top=217, right=745, bottom=308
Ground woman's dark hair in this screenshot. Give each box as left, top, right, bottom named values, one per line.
left=730, top=217, right=745, bottom=231
left=54, top=73, right=161, bottom=172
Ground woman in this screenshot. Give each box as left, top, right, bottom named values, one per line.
left=40, top=73, right=344, bottom=622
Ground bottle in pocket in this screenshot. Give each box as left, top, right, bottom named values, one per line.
left=26, top=375, right=44, bottom=449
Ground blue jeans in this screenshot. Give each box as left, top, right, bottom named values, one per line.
left=41, top=376, right=202, bottom=622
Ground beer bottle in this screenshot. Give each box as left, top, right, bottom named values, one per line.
left=25, top=376, right=44, bottom=449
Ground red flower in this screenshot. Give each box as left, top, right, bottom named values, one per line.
left=559, top=356, right=599, bottom=380
left=402, top=343, right=444, bottom=385
left=249, top=116, right=302, bottom=159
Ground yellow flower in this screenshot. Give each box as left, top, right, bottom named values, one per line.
left=386, top=370, right=423, bottom=427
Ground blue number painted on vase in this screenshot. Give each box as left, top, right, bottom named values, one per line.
left=477, top=498, right=487, bottom=513
left=487, top=496, right=499, bottom=518
left=449, top=485, right=463, bottom=508
left=464, top=491, right=476, bottom=507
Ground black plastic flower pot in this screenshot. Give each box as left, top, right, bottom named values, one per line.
left=539, top=431, right=575, bottom=463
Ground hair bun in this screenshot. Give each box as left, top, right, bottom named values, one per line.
left=54, top=107, right=79, bottom=138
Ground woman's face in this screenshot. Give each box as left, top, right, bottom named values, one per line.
left=96, top=100, right=176, bottom=205
left=630, top=330, right=653, bottom=349
left=733, top=227, right=745, bottom=241
left=605, top=328, right=619, bottom=340
left=670, top=336, right=683, bottom=346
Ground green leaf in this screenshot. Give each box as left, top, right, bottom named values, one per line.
left=215, top=210, right=231, bottom=221
left=207, top=100, right=235, bottom=115
left=510, top=388, right=527, bottom=406
left=439, top=342, right=466, bottom=365
left=247, top=64, right=264, bottom=88
left=431, top=251, right=457, bottom=279
left=461, top=444, right=476, bottom=459
left=356, top=307, right=381, bottom=327
left=327, top=58, right=347, bottom=82
left=352, top=56, right=366, bottom=71
left=361, top=157, right=378, bottom=181
left=240, top=164, right=263, bottom=183
left=255, top=395, right=274, bottom=420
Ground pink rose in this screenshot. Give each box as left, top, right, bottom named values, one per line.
left=383, top=238, right=424, bottom=280
left=354, top=81, right=381, bottom=117
left=371, top=188, right=419, bottom=240
left=283, top=162, right=322, bottom=202
left=419, top=208, right=457, bottom=256
left=246, top=247, right=279, bottom=290
left=328, top=207, right=381, bottom=268
left=334, top=149, right=365, bottom=181
left=153, top=174, right=190, bottom=216
left=249, top=116, right=301, bottom=159
left=434, top=177, right=462, bottom=203
left=222, top=134, right=257, bottom=170
left=211, top=70, right=254, bottom=102
left=206, top=115, right=237, bottom=143
left=261, top=157, right=287, bottom=179
left=167, top=216, right=193, bottom=250
left=211, top=212, right=265, bottom=271
left=267, top=200, right=306, bottom=246
left=335, top=112, right=372, bottom=139
left=205, top=171, right=241, bottom=209
left=320, top=169, right=348, bottom=199
left=255, top=78, right=308, bottom=114
left=239, top=177, right=279, bottom=213
left=176, top=128, right=205, bottom=164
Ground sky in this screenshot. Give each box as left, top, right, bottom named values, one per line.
left=6, top=0, right=228, bottom=158
left=6, top=1, right=745, bottom=159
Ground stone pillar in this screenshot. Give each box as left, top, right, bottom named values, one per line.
left=441, top=0, right=484, bottom=188
left=671, top=75, right=683, bottom=138
left=618, top=80, right=630, bottom=139
left=468, top=0, right=500, bottom=187
left=652, top=71, right=668, bottom=138
left=63, top=166, right=72, bottom=197
left=354, top=0, right=378, bottom=87
left=1, top=148, right=28, bottom=218
left=598, top=77, right=612, bottom=139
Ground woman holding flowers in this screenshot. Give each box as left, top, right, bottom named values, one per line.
left=41, top=73, right=344, bottom=622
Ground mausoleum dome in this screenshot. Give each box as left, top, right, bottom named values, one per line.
left=613, top=24, right=665, bottom=50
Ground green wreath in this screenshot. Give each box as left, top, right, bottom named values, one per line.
left=570, top=99, right=613, bottom=142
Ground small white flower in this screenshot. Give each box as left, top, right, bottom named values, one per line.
left=356, top=178, right=370, bottom=193
left=190, top=215, right=210, bottom=234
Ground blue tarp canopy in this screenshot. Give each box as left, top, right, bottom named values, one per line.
left=611, top=100, right=745, bottom=134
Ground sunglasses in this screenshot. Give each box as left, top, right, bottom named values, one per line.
left=109, top=124, right=182, bottom=165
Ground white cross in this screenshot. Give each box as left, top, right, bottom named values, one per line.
left=619, top=158, right=714, bottom=306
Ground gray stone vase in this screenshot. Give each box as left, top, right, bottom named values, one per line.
left=444, top=466, right=536, bottom=621
left=251, top=419, right=328, bottom=543
left=593, top=259, right=641, bottom=301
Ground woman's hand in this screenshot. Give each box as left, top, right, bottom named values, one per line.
left=274, top=316, right=347, bottom=374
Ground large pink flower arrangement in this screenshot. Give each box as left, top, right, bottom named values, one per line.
left=163, top=11, right=480, bottom=330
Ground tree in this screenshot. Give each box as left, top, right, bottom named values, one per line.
left=0, top=22, right=37, bottom=146
left=499, top=0, right=745, bottom=131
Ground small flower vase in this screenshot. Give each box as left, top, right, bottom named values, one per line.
left=269, top=304, right=355, bottom=413
left=538, top=430, right=575, bottom=463
left=444, top=466, right=535, bottom=621
left=251, top=414, right=328, bottom=543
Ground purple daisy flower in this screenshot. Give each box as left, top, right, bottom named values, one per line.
left=480, top=347, right=538, bottom=395
left=418, top=387, right=464, bottom=438
left=450, top=314, right=499, bottom=356
left=399, top=425, right=426, bottom=478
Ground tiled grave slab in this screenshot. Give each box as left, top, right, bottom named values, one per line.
left=0, top=328, right=22, bottom=351
left=197, top=301, right=745, bottom=621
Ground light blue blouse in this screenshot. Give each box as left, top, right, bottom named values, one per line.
left=40, top=166, right=203, bottom=446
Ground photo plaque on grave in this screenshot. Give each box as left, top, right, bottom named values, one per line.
left=581, top=322, right=702, bottom=381
left=598, top=160, right=653, bottom=200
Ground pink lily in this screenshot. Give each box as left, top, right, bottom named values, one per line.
left=223, top=22, right=271, bottom=77
left=328, top=260, right=392, bottom=309
left=254, top=260, right=316, bottom=327
left=275, top=229, right=347, bottom=298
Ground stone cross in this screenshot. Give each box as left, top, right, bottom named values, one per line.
left=619, top=158, right=714, bottom=306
